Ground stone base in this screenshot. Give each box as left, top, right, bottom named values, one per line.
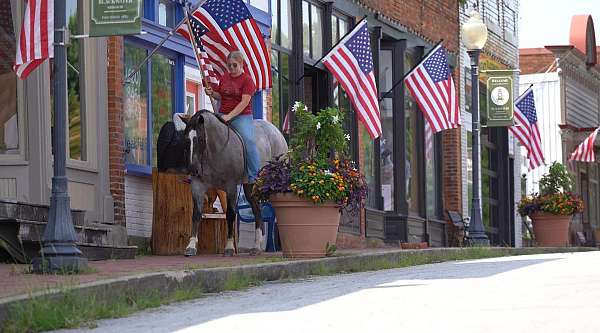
left=31, top=255, right=88, bottom=273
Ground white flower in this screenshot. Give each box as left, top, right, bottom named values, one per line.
left=332, top=115, right=339, bottom=124
left=344, top=134, right=351, bottom=141
left=292, top=101, right=301, bottom=112
left=316, top=122, right=321, bottom=130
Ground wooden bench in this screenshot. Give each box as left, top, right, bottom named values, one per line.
left=446, top=210, right=470, bottom=246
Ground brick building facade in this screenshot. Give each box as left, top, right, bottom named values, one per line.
left=101, top=0, right=523, bottom=248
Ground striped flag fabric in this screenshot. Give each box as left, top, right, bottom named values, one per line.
left=509, top=87, right=545, bottom=170
left=13, top=0, right=53, bottom=79
left=404, top=44, right=459, bottom=133
left=176, top=13, right=219, bottom=84
left=569, top=128, right=600, bottom=162
left=322, top=20, right=382, bottom=139
left=188, top=0, right=272, bottom=90
left=282, top=110, right=290, bottom=134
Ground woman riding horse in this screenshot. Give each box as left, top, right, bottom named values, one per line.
left=204, top=51, right=260, bottom=184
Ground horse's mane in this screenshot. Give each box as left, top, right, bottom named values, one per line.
left=195, top=109, right=229, bottom=127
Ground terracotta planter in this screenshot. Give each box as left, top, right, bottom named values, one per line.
left=530, top=212, right=571, bottom=247
left=270, top=192, right=340, bottom=258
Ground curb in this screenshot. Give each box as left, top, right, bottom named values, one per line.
left=0, top=246, right=596, bottom=323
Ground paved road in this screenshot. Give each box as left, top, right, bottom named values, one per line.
left=57, top=251, right=600, bottom=333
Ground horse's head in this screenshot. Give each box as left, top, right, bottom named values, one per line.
left=179, top=110, right=210, bottom=174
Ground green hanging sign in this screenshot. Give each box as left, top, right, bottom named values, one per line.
left=90, top=0, right=142, bottom=37
left=483, top=70, right=516, bottom=127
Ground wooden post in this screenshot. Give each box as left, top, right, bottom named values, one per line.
left=151, top=168, right=233, bottom=255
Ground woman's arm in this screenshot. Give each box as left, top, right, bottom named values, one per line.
left=205, top=85, right=221, bottom=100
left=222, top=94, right=252, bottom=122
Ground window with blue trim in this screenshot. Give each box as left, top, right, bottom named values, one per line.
left=123, top=43, right=175, bottom=171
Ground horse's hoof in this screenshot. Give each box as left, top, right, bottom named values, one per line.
left=184, top=247, right=197, bottom=257
left=249, top=248, right=261, bottom=256
left=224, top=248, right=234, bottom=257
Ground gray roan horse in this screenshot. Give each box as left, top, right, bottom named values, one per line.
left=179, top=110, right=287, bottom=256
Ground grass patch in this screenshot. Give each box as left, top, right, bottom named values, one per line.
left=222, top=273, right=261, bottom=291
left=182, top=257, right=289, bottom=271
left=2, top=285, right=204, bottom=333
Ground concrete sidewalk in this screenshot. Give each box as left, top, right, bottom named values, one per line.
left=0, top=247, right=597, bottom=327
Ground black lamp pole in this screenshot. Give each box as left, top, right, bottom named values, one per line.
left=467, top=49, right=490, bottom=246
left=32, top=0, right=88, bottom=273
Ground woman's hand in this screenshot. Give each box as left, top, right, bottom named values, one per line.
left=221, top=113, right=232, bottom=123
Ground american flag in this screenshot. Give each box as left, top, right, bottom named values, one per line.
left=404, top=44, right=459, bottom=133
left=188, top=0, right=271, bottom=90
left=176, top=13, right=219, bottom=84
left=569, top=128, right=600, bottom=162
left=322, top=20, right=381, bottom=139
left=13, top=0, right=53, bottom=79
left=282, top=110, right=290, bottom=134
left=509, top=87, right=545, bottom=170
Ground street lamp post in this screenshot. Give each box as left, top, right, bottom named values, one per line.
left=31, top=0, right=88, bottom=272
left=462, top=10, right=490, bottom=246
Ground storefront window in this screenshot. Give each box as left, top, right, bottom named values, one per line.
left=331, top=14, right=348, bottom=43
left=301, top=1, right=323, bottom=59
left=405, top=52, right=421, bottom=214
left=379, top=49, right=394, bottom=211
left=0, top=1, right=19, bottom=155
left=158, top=0, right=176, bottom=28
left=124, top=45, right=149, bottom=165
left=66, top=0, right=84, bottom=160
left=271, top=0, right=292, bottom=49
left=590, top=165, right=599, bottom=229
left=123, top=44, right=174, bottom=168
left=359, top=122, right=376, bottom=208
left=271, top=51, right=290, bottom=131
left=425, top=122, right=437, bottom=217
left=151, top=54, right=174, bottom=167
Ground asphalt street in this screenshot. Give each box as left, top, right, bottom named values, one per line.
left=55, top=251, right=600, bottom=333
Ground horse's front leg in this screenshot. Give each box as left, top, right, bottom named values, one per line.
left=243, top=183, right=263, bottom=256
left=224, top=186, right=238, bottom=257
left=185, top=179, right=207, bottom=257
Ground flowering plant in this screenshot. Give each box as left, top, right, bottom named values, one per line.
left=517, top=162, right=584, bottom=217
left=254, top=102, right=368, bottom=214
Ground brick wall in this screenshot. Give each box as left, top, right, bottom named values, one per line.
left=107, top=36, right=125, bottom=226
left=358, top=0, right=460, bottom=54
left=520, top=48, right=556, bottom=75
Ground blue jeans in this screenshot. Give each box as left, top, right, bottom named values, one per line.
left=229, top=114, right=260, bottom=182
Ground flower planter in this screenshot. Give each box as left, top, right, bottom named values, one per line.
left=530, top=212, right=571, bottom=247
left=270, top=192, right=340, bottom=258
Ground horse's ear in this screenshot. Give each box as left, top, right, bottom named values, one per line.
left=177, top=114, right=189, bottom=125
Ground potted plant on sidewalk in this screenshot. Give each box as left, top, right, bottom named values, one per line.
left=518, top=162, right=584, bottom=246
left=253, top=102, right=368, bottom=258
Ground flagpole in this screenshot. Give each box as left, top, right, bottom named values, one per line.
left=295, top=16, right=368, bottom=85
left=123, top=0, right=206, bottom=84
left=183, top=4, right=218, bottom=111
left=378, top=39, right=444, bottom=101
